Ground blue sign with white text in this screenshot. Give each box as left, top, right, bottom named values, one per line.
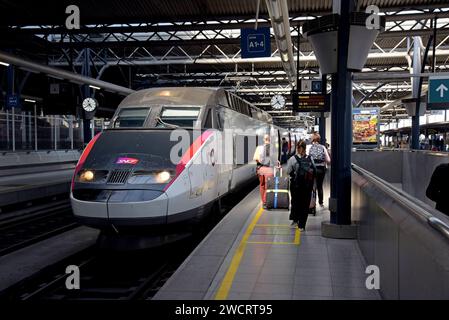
left=429, top=76, right=449, bottom=109
left=6, top=94, right=20, bottom=109
left=241, top=27, right=271, bottom=58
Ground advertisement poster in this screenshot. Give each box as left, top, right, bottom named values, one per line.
left=352, top=108, right=379, bottom=145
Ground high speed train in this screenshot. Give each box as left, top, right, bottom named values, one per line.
left=71, top=87, right=299, bottom=247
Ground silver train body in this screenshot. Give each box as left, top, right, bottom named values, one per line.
left=70, top=88, right=299, bottom=245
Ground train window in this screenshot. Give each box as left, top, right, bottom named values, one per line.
left=216, top=107, right=225, bottom=130
left=203, top=109, right=213, bottom=129
left=156, top=106, right=201, bottom=128
left=114, top=108, right=150, bottom=128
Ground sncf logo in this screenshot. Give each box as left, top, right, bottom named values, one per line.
left=116, top=157, right=139, bottom=165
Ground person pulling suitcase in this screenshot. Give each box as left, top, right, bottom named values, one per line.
left=287, top=140, right=316, bottom=231
left=266, top=166, right=290, bottom=210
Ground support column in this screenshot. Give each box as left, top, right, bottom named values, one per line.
left=7, top=64, right=16, bottom=151
left=411, top=37, right=422, bottom=150
left=319, top=74, right=327, bottom=142
left=322, top=0, right=357, bottom=238
left=82, top=49, right=92, bottom=143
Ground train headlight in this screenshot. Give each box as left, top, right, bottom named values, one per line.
left=128, top=170, right=175, bottom=184
left=80, top=170, right=95, bottom=182
left=76, top=169, right=108, bottom=183
left=156, top=170, right=171, bottom=183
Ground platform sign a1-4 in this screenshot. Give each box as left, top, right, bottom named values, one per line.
left=428, top=76, right=449, bottom=110
left=6, top=94, right=20, bottom=109
left=240, top=27, right=271, bottom=58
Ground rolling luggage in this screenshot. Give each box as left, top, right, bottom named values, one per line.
left=266, top=167, right=290, bottom=210
left=309, top=188, right=317, bottom=216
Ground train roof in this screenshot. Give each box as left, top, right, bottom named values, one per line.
left=118, top=87, right=225, bottom=107
left=118, top=87, right=273, bottom=123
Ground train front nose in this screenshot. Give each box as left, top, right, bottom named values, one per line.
left=70, top=130, right=180, bottom=231
left=71, top=189, right=169, bottom=230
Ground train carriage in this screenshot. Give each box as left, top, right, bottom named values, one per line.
left=70, top=87, right=298, bottom=247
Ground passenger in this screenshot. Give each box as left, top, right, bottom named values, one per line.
left=308, top=133, right=331, bottom=208
left=253, top=134, right=274, bottom=209
left=287, top=140, right=316, bottom=231
left=281, top=137, right=289, bottom=164
left=426, top=163, right=449, bottom=216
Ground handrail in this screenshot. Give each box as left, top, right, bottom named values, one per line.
left=428, top=217, right=449, bottom=238
left=355, top=148, right=449, bottom=157
left=351, top=163, right=449, bottom=241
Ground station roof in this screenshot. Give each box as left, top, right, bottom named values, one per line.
left=1, top=0, right=449, bottom=126
left=0, top=0, right=447, bottom=26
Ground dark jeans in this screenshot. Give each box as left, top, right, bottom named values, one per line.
left=315, top=166, right=327, bottom=205
left=289, top=185, right=313, bottom=229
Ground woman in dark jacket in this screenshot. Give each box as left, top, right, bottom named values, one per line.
left=287, top=140, right=316, bottom=231
left=426, top=163, right=449, bottom=216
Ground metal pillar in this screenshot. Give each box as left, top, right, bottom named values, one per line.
left=21, top=111, right=26, bottom=148
left=82, top=48, right=92, bottom=143
left=319, top=74, right=327, bottom=142
left=411, top=37, right=422, bottom=150
left=7, top=64, right=15, bottom=151
left=27, top=111, right=31, bottom=149
left=411, top=34, right=434, bottom=150
left=6, top=110, right=9, bottom=148
left=34, top=104, right=37, bottom=151
left=329, top=0, right=354, bottom=225
left=69, top=115, right=74, bottom=150
left=54, top=115, right=58, bottom=150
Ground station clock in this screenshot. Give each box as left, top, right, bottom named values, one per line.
left=82, top=97, right=98, bottom=112
left=271, top=94, right=286, bottom=110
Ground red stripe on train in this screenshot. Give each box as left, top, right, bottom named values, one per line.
left=163, top=130, right=213, bottom=192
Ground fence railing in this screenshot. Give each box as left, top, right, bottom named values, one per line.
left=0, top=111, right=107, bottom=152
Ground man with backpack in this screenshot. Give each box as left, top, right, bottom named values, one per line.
left=308, top=133, right=331, bottom=208
left=287, top=140, right=316, bottom=231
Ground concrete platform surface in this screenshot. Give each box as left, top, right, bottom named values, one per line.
left=154, top=185, right=381, bottom=300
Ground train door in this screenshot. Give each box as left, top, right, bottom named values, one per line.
left=198, top=132, right=218, bottom=206
left=215, top=106, right=232, bottom=197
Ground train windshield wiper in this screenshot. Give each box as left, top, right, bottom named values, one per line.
left=156, top=117, right=180, bottom=128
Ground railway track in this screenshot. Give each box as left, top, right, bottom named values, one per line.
left=0, top=198, right=78, bottom=256
left=2, top=243, right=189, bottom=301
left=0, top=180, right=258, bottom=300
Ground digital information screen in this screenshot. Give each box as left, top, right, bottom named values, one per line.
left=292, top=94, right=330, bottom=113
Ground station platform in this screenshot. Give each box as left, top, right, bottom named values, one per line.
left=0, top=151, right=79, bottom=208
left=154, top=185, right=380, bottom=300
left=0, top=168, right=74, bottom=208
left=0, top=226, right=99, bottom=292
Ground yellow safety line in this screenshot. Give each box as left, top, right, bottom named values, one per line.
left=247, top=229, right=301, bottom=245
left=247, top=241, right=296, bottom=245
left=214, top=206, right=264, bottom=300
left=256, top=224, right=295, bottom=227
left=294, top=228, right=301, bottom=245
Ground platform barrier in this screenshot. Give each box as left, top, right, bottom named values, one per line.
left=352, top=149, right=449, bottom=208
left=352, top=163, right=449, bottom=299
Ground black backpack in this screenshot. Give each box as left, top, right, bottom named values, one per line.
left=291, top=155, right=315, bottom=189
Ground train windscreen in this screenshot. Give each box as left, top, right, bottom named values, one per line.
left=113, top=107, right=151, bottom=128
left=156, top=106, right=201, bottom=128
